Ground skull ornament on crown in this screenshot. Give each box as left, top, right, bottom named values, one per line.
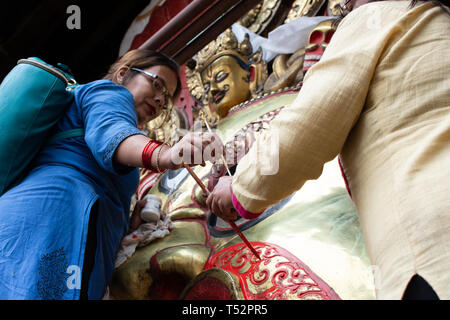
left=302, top=19, right=337, bottom=73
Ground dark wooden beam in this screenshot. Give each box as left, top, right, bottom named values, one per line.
left=140, top=0, right=263, bottom=65
left=139, top=0, right=216, bottom=53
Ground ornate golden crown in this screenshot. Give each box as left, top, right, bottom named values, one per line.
left=195, top=28, right=254, bottom=72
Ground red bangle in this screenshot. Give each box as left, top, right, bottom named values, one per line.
left=142, top=140, right=162, bottom=171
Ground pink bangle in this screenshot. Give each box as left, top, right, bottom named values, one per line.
left=230, top=184, right=263, bottom=220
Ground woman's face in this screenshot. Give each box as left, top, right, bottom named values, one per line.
left=122, top=65, right=178, bottom=126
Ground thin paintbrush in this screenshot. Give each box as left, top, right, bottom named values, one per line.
left=187, top=121, right=261, bottom=260
left=183, top=163, right=261, bottom=260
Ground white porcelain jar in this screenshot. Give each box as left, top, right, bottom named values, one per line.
left=140, top=194, right=162, bottom=223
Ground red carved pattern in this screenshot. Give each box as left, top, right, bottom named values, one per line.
left=205, top=242, right=340, bottom=300
left=137, top=170, right=161, bottom=200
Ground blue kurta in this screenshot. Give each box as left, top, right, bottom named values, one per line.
left=0, top=80, right=144, bottom=299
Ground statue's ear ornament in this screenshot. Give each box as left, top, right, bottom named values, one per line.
left=248, top=47, right=268, bottom=98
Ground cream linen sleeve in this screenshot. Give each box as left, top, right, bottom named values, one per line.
left=232, top=4, right=401, bottom=213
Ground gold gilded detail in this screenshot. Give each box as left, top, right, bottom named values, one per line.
left=110, top=221, right=207, bottom=299
left=263, top=48, right=305, bottom=93
left=169, top=207, right=205, bottom=220
left=155, top=245, right=211, bottom=282
left=284, top=0, right=327, bottom=23
left=143, top=107, right=185, bottom=145
left=238, top=0, right=282, bottom=35
left=327, top=0, right=345, bottom=16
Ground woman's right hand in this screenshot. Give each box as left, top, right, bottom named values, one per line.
left=157, top=132, right=223, bottom=170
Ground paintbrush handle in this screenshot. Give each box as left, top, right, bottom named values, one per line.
left=182, top=163, right=261, bottom=260
left=183, top=163, right=210, bottom=195
left=228, top=220, right=261, bottom=260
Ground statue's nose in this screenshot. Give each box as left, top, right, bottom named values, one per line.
left=210, top=79, right=220, bottom=91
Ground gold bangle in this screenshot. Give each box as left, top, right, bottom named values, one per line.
left=156, top=143, right=169, bottom=173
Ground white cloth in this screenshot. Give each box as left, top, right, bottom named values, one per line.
left=231, top=16, right=336, bottom=61
left=114, top=214, right=174, bottom=269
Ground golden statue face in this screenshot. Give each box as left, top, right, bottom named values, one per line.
left=200, top=55, right=251, bottom=118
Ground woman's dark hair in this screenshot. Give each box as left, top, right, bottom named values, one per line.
left=103, top=49, right=182, bottom=98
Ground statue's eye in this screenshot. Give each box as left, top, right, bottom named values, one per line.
left=215, top=71, right=228, bottom=83
left=203, top=83, right=210, bottom=93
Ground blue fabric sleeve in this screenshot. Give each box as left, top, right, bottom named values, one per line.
left=76, top=80, right=145, bottom=175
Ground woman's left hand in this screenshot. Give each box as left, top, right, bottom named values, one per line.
left=206, top=176, right=237, bottom=221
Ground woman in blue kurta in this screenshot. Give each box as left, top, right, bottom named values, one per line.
left=0, top=50, right=217, bottom=299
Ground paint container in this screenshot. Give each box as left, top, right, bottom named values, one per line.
left=141, top=194, right=162, bottom=223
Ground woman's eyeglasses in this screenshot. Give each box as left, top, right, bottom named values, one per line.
left=130, top=67, right=173, bottom=109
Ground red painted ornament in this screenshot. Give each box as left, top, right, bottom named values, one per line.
left=205, top=242, right=341, bottom=300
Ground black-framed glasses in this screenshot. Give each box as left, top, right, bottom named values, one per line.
left=130, top=67, right=173, bottom=109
